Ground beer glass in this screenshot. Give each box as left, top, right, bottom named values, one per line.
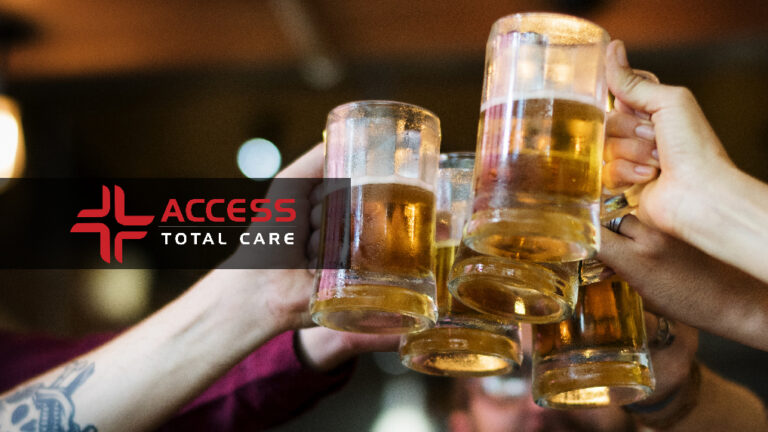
left=400, top=153, right=522, bottom=376
left=448, top=248, right=579, bottom=323
left=310, top=100, right=440, bottom=334
left=531, top=272, right=655, bottom=408
left=464, top=13, right=610, bottom=262
left=448, top=184, right=640, bottom=324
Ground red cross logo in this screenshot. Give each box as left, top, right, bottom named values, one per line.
left=70, top=185, right=155, bottom=263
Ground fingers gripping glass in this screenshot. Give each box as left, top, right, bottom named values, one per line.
left=529, top=70, right=662, bottom=408
left=464, top=13, right=611, bottom=263
left=447, top=21, right=655, bottom=323
left=530, top=217, right=656, bottom=409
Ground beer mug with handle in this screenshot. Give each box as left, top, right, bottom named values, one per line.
left=464, top=12, right=610, bottom=263
left=527, top=72, right=663, bottom=408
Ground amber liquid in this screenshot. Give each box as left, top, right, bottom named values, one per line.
left=312, top=181, right=437, bottom=333
left=448, top=242, right=578, bottom=323
left=466, top=98, right=604, bottom=262
left=532, top=276, right=654, bottom=408
left=433, top=243, right=478, bottom=317
left=400, top=243, right=521, bottom=376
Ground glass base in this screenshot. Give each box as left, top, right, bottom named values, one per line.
left=400, top=326, right=521, bottom=376
left=464, top=207, right=598, bottom=262
left=533, top=349, right=654, bottom=409
left=311, top=284, right=436, bottom=334
left=448, top=258, right=577, bottom=324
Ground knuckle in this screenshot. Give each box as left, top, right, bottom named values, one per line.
left=623, top=73, right=648, bottom=94
left=669, top=85, right=695, bottom=104
left=641, top=230, right=667, bottom=256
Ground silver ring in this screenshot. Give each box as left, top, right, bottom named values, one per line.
left=650, top=317, right=676, bottom=348
left=606, top=215, right=628, bottom=234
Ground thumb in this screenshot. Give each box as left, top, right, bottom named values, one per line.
left=606, top=40, right=672, bottom=115
left=275, top=143, right=324, bottom=179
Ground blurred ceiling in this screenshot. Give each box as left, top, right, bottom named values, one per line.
left=1, top=0, right=768, bottom=79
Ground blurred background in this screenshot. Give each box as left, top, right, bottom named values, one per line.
left=0, top=0, right=767, bottom=430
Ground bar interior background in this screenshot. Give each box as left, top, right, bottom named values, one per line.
left=0, top=1, right=767, bottom=430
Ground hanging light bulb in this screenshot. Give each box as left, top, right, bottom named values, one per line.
left=0, top=94, right=24, bottom=193
left=0, top=12, right=34, bottom=193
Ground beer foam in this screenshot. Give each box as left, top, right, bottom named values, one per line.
left=351, top=175, right=436, bottom=193
left=480, top=92, right=601, bottom=113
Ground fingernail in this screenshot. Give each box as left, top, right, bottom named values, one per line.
left=615, top=41, right=629, bottom=67
left=635, top=124, right=655, bottom=141
left=651, top=149, right=659, bottom=160
left=634, top=165, right=654, bottom=176
left=598, top=268, right=615, bottom=281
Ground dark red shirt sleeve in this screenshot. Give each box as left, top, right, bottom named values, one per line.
left=158, top=331, right=355, bottom=431
left=0, top=330, right=355, bottom=431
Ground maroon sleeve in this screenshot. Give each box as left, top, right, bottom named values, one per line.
left=0, top=330, right=355, bottom=431
left=158, top=331, right=355, bottom=431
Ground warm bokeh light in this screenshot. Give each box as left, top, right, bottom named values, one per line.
left=0, top=95, right=25, bottom=189
left=0, top=95, right=25, bottom=192
left=82, top=268, right=153, bottom=324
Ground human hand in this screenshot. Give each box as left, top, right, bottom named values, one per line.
left=296, top=327, right=399, bottom=372
left=603, top=69, right=660, bottom=193
left=222, top=143, right=324, bottom=331
left=598, top=215, right=768, bottom=350
left=603, top=40, right=735, bottom=236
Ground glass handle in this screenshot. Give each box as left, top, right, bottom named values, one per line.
left=601, top=183, right=646, bottom=224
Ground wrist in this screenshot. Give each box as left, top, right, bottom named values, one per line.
left=666, top=161, right=738, bottom=241
left=194, top=269, right=291, bottom=338
left=295, top=327, right=355, bottom=372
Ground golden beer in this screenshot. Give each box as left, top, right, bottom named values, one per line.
left=465, top=98, right=604, bottom=262
left=312, top=180, right=437, bottom=333
left=433, top=242, right=475, bottom=317
left=532, top=275, right=654, bottom=408
left=400, top=241, right=522, bottom=376
left=448, top=242, right=578, bottom=323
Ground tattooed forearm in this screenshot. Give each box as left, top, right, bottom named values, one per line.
left=0, top=360, right=97, bottom=432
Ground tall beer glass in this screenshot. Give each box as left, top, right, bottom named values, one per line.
left=310, top=100, right=440, bottom=334
left=531, top=272, right=655, bottom=408
left=400, top=153, right=522, bottom=376
left=465, top=13, right=610, bottom=262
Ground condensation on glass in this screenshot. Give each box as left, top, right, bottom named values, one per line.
left=311, top=100, right=441, bottom=334
left=400, top=152, right=523, bottom=376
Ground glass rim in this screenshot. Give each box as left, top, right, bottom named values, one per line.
left=439, top=151, right=475, bottom=168
left=327, top=99, right=440, bottom=124
left=490, top=12, right=610, bottom=45
left=440, top=151, right=475, bottom=161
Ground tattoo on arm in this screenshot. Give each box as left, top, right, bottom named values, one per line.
left=0, top=360, right=98, bottom=432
